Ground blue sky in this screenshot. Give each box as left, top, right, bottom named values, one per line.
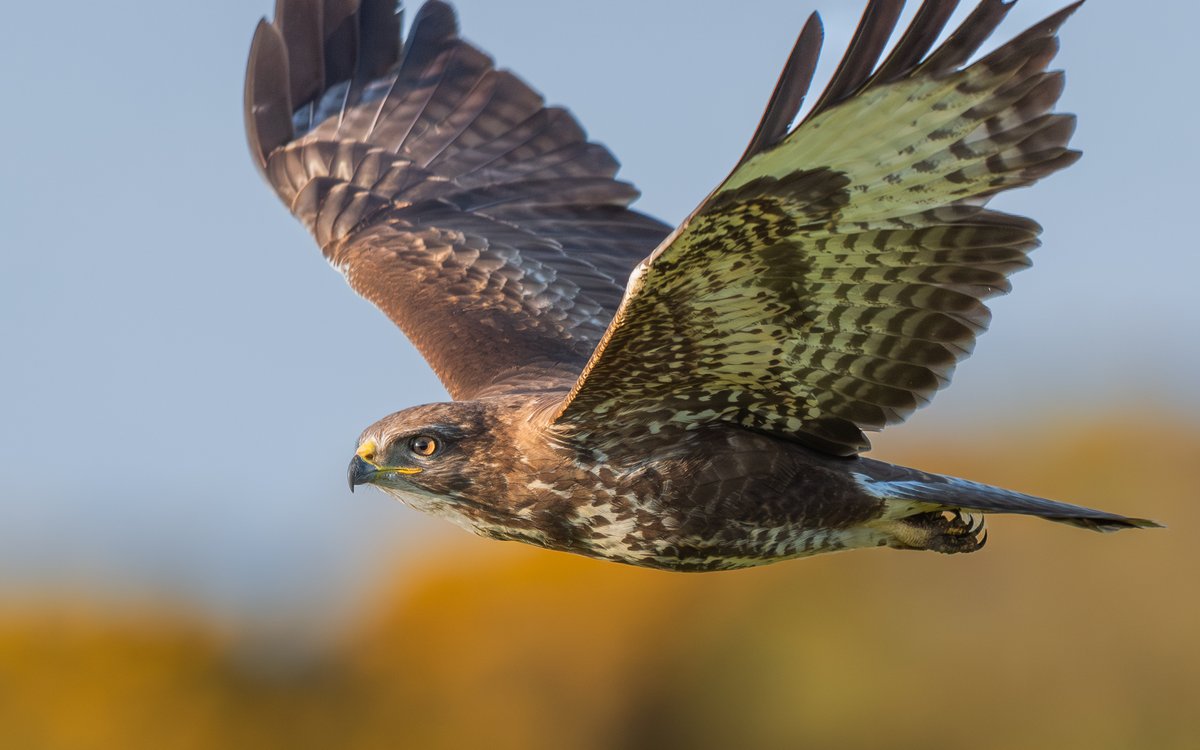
left=1, top=0, right=1195, bottom=626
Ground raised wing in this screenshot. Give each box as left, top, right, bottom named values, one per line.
left=245, top=0, right=672, bottom=398
left=555, top=0, right=1082, bottom=455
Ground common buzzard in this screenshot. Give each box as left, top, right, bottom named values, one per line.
left=245, top=0, right=1156, bottom=571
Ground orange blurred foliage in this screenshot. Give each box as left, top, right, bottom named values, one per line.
left=2, top=415, right=1197, bottom=749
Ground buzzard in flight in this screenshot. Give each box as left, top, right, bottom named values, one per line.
left=245, top=0, right=1156, bottom=571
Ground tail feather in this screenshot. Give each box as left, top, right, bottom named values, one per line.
left=855, top=462, right=1162, bottom=532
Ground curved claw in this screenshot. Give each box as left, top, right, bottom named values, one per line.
left=895, top=510, right=989, bottom=554
left=967, top=513, right=986, bottom=536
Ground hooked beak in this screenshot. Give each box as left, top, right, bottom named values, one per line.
left=347, top=441, right=423, bottom=492
left=347, top=454, right=376, bottom=492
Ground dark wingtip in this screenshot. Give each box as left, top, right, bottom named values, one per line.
left=739, top=11, right=824, bottom=163
left=870, top=0, right=961, bottom=85
left=1110, top=517, right=1164, bottom=532
left=1045, top=0, right=1088, bottom=29
left=921, top=0, right=1017, bottom=75
left=347, top=0, right=404, bottom=113
left=275, top=0, right=327, bottom=109
left=409, top=0, right=460, bottom=45
left=247, top=0, right=410, bottom=172
left=1054, top=514, right=1164, bottom=533
left=245, top=17, right=294, bottom=175
left=807, top=0, right=905, bottom=118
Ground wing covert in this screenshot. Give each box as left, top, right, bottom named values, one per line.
left=245, top=0, right=672, bottom=398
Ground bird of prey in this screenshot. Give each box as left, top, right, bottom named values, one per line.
left=245, top=0, right=1157, bottom=571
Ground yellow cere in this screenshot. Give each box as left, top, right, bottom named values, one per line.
left=356, top=440, right=422, bottom=475
left=356, top=441, right=378, bottom=462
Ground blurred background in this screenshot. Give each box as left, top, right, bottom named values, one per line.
left=1, top=0, right=1197, bottom=747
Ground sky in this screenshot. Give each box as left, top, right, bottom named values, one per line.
left=1, top=0, right=1196, bottom=628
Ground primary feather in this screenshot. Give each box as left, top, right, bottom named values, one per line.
left=246, top=0, right=672, bottom=399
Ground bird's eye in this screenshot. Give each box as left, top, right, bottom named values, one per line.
left=410, top=436, right=438, bottom=457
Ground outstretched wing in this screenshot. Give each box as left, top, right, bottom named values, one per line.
left=245, top=0, right=672, bottom=399
left=555, top=0, right=1082, bottom=455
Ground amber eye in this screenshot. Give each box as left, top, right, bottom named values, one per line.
left=409, top=436, right=438, bottom=457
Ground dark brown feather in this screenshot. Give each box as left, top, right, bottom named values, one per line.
left=319, top=0, right=359, bottom=85
left=806, top=0, right=905, bottom=118
left=245, top=20, right=293, bottom=174
left=870, top=0, right=961, bottom=84
left=739, top=13, right=823, bottom=163
left=920, top=0, right=1014, bottom=74
left=245, top=0, right=671, bottom=399
left=276, top=0, right=326, bottom=111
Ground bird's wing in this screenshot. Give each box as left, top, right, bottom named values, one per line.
left=555, top=0, right=1082, bottom=455
left=245, top=0, right=672, bottom=399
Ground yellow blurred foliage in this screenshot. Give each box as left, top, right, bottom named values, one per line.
left=2, top=416, right=1197, bottom=749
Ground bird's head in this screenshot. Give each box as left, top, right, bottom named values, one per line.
left=347, top=400, right=512, bottom=523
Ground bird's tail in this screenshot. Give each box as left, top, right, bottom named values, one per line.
left=855, top=460, right=1161, bottom=532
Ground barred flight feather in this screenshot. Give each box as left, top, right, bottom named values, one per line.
left=246, top=0, right=672, bottom=400
left=556, top=1, right=1084, bottom=455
